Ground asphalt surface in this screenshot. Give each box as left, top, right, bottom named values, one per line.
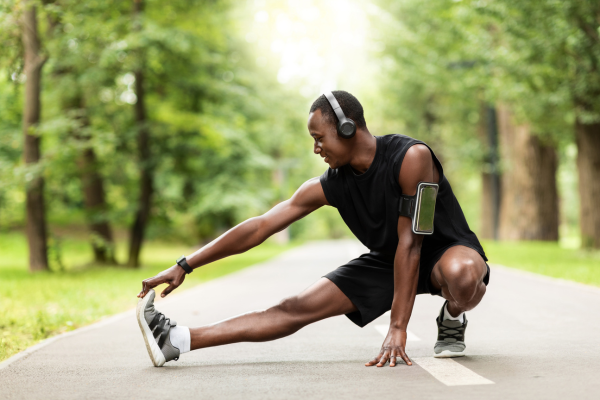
left=1, top=240, right=600, bottom=399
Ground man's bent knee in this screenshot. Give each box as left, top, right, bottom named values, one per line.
left=437, top=255, right=487, bottom=309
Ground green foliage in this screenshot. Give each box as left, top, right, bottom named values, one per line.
left=0, top=74, right=23, bottom=228
left=481, top=0, right=600, bottom=121
left=0, top=0, right=347, bottom=252
left=369, top=0, right=598, bottom=236
left=2, top=0, right=595, bottom=262
left=370, top=0, right=493, bottom=188
left=368, top=0, right=498, bottom=232
left=370, top=0, right=597, bottom=150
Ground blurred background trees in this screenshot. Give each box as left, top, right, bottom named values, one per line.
left=1, top=0, right=599, bottom=272
left=374, top=0, right=598, bottom=247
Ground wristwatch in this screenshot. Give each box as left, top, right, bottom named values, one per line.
left=176, top=255, right=193, bottom=274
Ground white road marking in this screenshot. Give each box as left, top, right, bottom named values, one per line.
left=374, top=325, right=421, bottom=341
left=373, top=326, right=494, bottom=386
left=411, top=357, right=494, bottom=386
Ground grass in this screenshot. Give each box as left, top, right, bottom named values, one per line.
left=481, top=240, right=600, bottom=287
left=0, top=232, right=298, bottom=362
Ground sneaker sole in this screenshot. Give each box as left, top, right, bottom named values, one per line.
left=136, top=292, right=166, bottom=367
left=433, top=349, right=466, bottom=358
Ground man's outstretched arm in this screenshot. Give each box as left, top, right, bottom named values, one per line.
left=366, top=144, right=438, bottom=367
left=137, top=177, right=329, bottom=299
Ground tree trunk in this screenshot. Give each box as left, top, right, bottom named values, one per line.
left=74, top=99, right=117, bottom=264
left=128, top=0, right=153, bottom=267
left=575, top=120, right=600, bottom=249
left=45, top=2, right=116, bottom=265
left=478, top=103, right=501, bottom=240
left=497, top=105, right=559, bottom=241
left=479, top=172, right=495, bottom=239
left=21, top=2, right=49, bottom=272
left=79, top=147, right=117, bottom=263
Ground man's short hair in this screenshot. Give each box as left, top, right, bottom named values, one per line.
left=309, top=90, right=367, bottom=130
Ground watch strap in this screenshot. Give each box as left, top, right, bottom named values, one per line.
left=176, top=255, right=193, bottom=274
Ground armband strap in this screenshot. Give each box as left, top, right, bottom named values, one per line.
left=176, top=256, right=193, bottom=274
left=398, top=194, right=417, bottom=218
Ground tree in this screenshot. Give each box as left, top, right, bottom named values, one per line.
left=75, top=100, right=117, bottom=264
left=374, top=0, right=563, bottom=242
left=477, top=102, right=500, bottom=240
left=127, top=0, right=152, bottom=267
left=45, top=3, right=118, bottom=265
left=1, top=0, right=330, bottom=262
left=481, top=0, right=600, bottom=248
left=497, top=105, right=559, bottom=241
left=21, top=0, right=49, bottom=271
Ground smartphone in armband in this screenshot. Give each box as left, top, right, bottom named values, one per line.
left=398, top=182, right=439, bottom=235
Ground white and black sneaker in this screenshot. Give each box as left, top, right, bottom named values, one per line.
left=434, top=300, right=467, bottom=358
left=136, top=289, right=180, bottom=367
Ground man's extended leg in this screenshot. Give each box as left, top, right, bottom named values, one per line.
left=138, top=277, right=355, bottom=366
left=429, top=245, right=488, bottom=357
left=190, top=277, right=357, bottom=350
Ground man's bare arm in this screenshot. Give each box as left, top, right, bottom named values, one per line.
left=138, top=177, right=329, bottom=298
left=366, top=144, right=438, bottom=367
left=390, top=144, right=438, bottom=330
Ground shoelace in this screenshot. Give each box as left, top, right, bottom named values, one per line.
left=149, top=311, right=173, bottom=348
left=437, top=319, right=467, bottom=342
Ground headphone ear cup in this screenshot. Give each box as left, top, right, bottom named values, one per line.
left=337, top=119, right=357, bottom=139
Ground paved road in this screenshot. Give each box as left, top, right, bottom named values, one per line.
left=1, top=240, right=599, bottom=399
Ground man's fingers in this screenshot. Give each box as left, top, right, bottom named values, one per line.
left=366, top=348, right=411, bottom=368
left=138, top=277, right=163, bottom=298
left=137, top=282, right=148, bottom=298
left=389, top=349, right=397, bottom=367
left=365, top=352, right=384, bottom=367
left=376, top=350, right=390, bottom=367
left=399, top=349, right=412, bottom=366
left=365, top=357, right=381, bottom=366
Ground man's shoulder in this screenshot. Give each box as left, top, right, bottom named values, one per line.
left=379, top=133, right=421, bottom=146
left=379, top=133, right=423, bottom=158
left=379, top=133, right=417, bottom=141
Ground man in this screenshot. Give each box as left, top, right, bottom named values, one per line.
left=136, top=90, right=490, bottom=368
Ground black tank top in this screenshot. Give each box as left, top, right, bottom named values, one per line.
left=319, top=134, right=487, bottom=265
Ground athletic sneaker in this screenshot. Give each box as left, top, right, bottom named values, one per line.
left=434, top=300, right=467, bottom=358
left=136, top=289, right=180, bottom=367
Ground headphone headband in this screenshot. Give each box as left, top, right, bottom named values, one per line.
left=323, top=91, right=357, bottom=139
left=324, top=91, right=347, bottom=124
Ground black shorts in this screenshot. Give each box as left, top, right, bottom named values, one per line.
left=324, top=243, right=490, bottom=328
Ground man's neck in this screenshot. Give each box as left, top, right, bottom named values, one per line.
left=348, top=130, right=377, bottom=175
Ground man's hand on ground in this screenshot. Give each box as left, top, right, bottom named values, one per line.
left=365, top=326, right=412, bottom=367
left=137, top=265, right=186, bottom=299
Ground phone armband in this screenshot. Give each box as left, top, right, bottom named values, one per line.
left=398, top=182, right=439, bottom=235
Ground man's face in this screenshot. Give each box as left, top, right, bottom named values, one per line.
left=307, top=109, right=352, bottom=169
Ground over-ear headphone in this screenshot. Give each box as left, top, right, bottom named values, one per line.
left=323, top=91, right=357, bottom=139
